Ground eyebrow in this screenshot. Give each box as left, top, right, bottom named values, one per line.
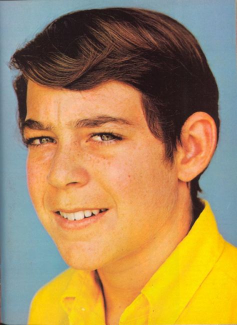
left=22, top=115, right=133, bottom=132
left=73, top=115, right=132, bottom=128
left=22, top=119, right=51, bottom=132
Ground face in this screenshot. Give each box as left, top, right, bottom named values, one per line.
left=25, top=80, right=180, bottom=271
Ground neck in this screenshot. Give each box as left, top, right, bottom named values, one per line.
left=97, top=186, right=193, bottom=324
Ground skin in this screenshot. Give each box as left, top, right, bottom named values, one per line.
left=24, top=80, right=216, bottom=324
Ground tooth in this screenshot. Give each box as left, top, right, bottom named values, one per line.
left=74, top=211, right=85, bottom=220
left=66, top=213, right=75, bottom=221
left=100, top=209, right=107, bottom=212
left=60, top=212, right=67, bottom=219
left=84, top=210, right=92, bottom=218
left=92, top=209, right=100, bottom=215
left=84, top=210, right=91, bottom=217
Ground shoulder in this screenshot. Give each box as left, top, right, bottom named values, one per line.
left=178, top=239, right=237, bottom=324
left=215, top=240, right=237, bottom=284
left=202, top=238, right=237, bottom=304
left=33, top=267, right=75, bottom=301
left=28, top=268, right=75, bottom=324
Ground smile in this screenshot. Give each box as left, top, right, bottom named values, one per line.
left=57, top=209, right=108, bottom=221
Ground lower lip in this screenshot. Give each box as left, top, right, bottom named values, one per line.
left=54, top=210, right=108, bottom=230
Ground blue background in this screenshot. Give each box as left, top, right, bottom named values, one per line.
left=1, top=0, right=236, bottom=323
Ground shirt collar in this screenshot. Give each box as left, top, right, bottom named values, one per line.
left=61, top=270, right=105, bottom=323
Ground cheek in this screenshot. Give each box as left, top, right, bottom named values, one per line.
left=93, top=149, right=169, bottom=204
left=101, top=151, right=177, bottom=218
left=93, top=154, right=135, bottom=189
left=26, top=155, right=49, bottom=206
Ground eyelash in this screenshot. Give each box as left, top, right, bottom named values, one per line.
left=24, top=136, right=56, bottom=147
left=24, top=133, right=122, bottom=147
left=89, top=132, right=123, bottom=144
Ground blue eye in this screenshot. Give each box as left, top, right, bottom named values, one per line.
left=24, top=137, right=55, bottom=147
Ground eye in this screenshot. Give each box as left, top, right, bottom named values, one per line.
left=24, top=136, right=56, bottom=147
left=90, top=133, right=122, bottom=143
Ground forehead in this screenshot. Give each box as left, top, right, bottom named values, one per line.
left=26, top=80, right=148, bottom=128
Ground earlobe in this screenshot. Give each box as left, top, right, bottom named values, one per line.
left=176, top=112, right=217, bottom=182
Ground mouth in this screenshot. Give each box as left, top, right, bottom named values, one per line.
left=56, top=208, right=108, bottom=221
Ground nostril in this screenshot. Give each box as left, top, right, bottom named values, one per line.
left=67, top=181, right=79, bottom=186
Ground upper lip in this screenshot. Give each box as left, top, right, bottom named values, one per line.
left=55, top=208, right=108, bottom=213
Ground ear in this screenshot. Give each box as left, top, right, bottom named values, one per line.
left=176, top=112, right=217, bottom=182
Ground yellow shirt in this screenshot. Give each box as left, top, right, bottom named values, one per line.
left=28, top=202, right=237, bottom=324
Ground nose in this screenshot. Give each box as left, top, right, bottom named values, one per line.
left=47, top=143, right=90, bottom=189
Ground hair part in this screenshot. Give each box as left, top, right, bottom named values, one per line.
left=10, top=7, right=220, bottom=217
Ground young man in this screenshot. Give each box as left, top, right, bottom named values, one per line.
left=11, top=8, right=237, bottom=325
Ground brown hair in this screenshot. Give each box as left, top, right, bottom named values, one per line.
left=10, top=8, right=220, bottom=216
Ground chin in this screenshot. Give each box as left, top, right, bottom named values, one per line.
left=64, top=257, right=101, bottom=271
left=55, top=242, right=107, bottom=271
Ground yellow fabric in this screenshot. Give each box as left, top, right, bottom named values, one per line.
left=28, top=202, right=237, bottom=324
